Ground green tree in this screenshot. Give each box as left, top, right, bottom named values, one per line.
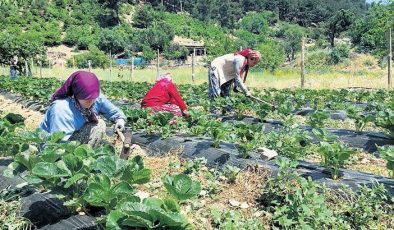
left=276, top=22, right=305, bottom=61
left=238, top=11, right=272, bottom=35
left=68, top=45, right=110, bottom=69
left=163, top=43, right=189, bottom=60
left=257, top=39, right=285, bottom=71
left=350, top=2, right=393, bottom=58
left=97, top=0, right=128, bottom=25
left=141, top=45, right=156, bottom=62
left=98, top=28, right=126, bottom=55
left=64, top=25, right=100, bottom=50
left=326, top=9, right=355, bottom=47
left=0, top=30, right=46, bottom=74
left=132, top=5, right=157, bottom=29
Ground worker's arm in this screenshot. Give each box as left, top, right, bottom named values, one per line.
left=167, top=83, right=188, bottom=112
left=233, top=57, right=251, bottom=96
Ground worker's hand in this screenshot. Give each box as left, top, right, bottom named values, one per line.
left=115, top=119, right=126, bottom=132
left=245, top=91, right=252, bottom=97
left=182, top=110, right=191, bottom=118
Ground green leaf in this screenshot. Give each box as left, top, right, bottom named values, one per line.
left=50, top=131, right=65, bottom=143
left=15, top=152, right=40, bottom=171
left=55, top=160, right=72, bottom=176
left=64, top=173, right=85, bottom=188
left=63, top=154, right=84, bottom=173
left=106, top=210, right=124, bottom=230
left=149, top=208, right=187, bottom=227
left=143, top=197, right=163, bottom=209
left=111, top=181, right=134, bottom=196
left=163, top=174, right=201, bottom=201
left=95, top=144, right=115, bottom=156
left=93, top=155, right=126, bottom=178
left=32, top=162, right=70, bottom=179
left=131, top=168, right=151, bottom=184
left=25, top=175, right=44, bottom=184
left=163, top=197, right=180, bottom=212
left=122, top=216, right=154, bottom=228
left=83, top=175, right=112, bottom=207
left=40, top=148, right=60, bottom=163
left=74, top=144, right=93, bottom=158
left=119, top=202, right=154, bottom=228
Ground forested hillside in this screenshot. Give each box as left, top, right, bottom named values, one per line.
left=0, top=0, right=392, bottom=72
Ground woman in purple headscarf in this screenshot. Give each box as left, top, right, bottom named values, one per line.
left=39, top=71, right=126, bottom=146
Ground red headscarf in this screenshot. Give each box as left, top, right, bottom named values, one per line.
left=235, top=49, right=262, bottom=82
left=235, top=49, right=251, bottom=81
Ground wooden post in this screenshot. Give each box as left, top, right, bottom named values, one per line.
left=109, top=51, right=112, bottom=81
left=192, top=48, right=195, bottom=83
left=388, top=28, right=392, bottom=89
left=88, top=60, right=91, bottom=72
left=31, top=59, right=35, bottom=76
left=25, top=60, right=28, bottom=76
left=301, top=37, right=305, bottom=88
left=157, top=49, right=160, bottom=79
left=39, top=61, right=42, bottom=78
left=130, top=57, right=134, bottom=82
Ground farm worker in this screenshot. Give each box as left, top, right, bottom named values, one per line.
left=9, top=55, right=18, bottom=80
left=141, top=73, right=190, bottom=120
left=39, top=71, right=127, bottom=146
left=208, top=48, right=261, bottom=113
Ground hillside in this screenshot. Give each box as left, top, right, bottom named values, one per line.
left=0, top=0, right=392, bottom=73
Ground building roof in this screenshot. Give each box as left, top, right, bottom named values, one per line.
left=173, top=35, right=204, bottom=47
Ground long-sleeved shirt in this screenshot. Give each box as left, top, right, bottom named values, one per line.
left=141, top=79, right=187, bottom=112
left=39, top=94, right=126, bottom=141
left=210, top=53, right=249, bottom=94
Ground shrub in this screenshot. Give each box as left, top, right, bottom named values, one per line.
left=163, top=43, right=189, bottom=60
left=260, top=157, right=340, bottom=229
left=64, top=25, right=100, bottom=50
left=67, top=46, right=110, bottom=69
left=257, top=39, right=285, bottom=72
left=306, top=49, right=330, bottom=68
left=328, top=44, right=350, bottom=64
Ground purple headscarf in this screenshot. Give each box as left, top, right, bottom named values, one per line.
left=50, top=71, right=100, bottom=123
left=50, top=71, right=100, bottom=102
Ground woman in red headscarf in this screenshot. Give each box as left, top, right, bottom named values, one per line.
left=208, top=49, right=261, bottom=113
left=39, top=71, right=126, bottom=145
left=141, top=73, right=189, bottom=120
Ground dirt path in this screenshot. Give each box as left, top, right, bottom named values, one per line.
left=0, top=94, right=43, bottom=130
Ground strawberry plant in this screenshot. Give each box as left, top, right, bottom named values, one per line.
left=346, top=106, right=374, bottom=133
left=223, top=165, right=240, bottom=183
left=163, top=174, right=201, bottom=201
left=306, top=110, right=330, bottom=128
left=374, top=108, right=394, bottom=138
left=184, top=158, right=207, bottom=174
left=260, top=157, right=339, bottom=229
left=377, top=145, right=394, bottom=178
left=317, top=142, right=355, bottom=180
left=207, top=120, right=228, bottom=148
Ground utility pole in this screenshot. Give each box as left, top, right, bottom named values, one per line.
left=130, top=57, right=134, bottom=82
left=388, top=28, right=392, bottom=89
left=109, top=51, right=112, bottom=81
left=157, top=49, right=160, bottom=79
left=301, top=37, right=305, bottom=88
left=88, top=60, right=91, bottom=72
left=192, top=48, right=195, bottom=83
